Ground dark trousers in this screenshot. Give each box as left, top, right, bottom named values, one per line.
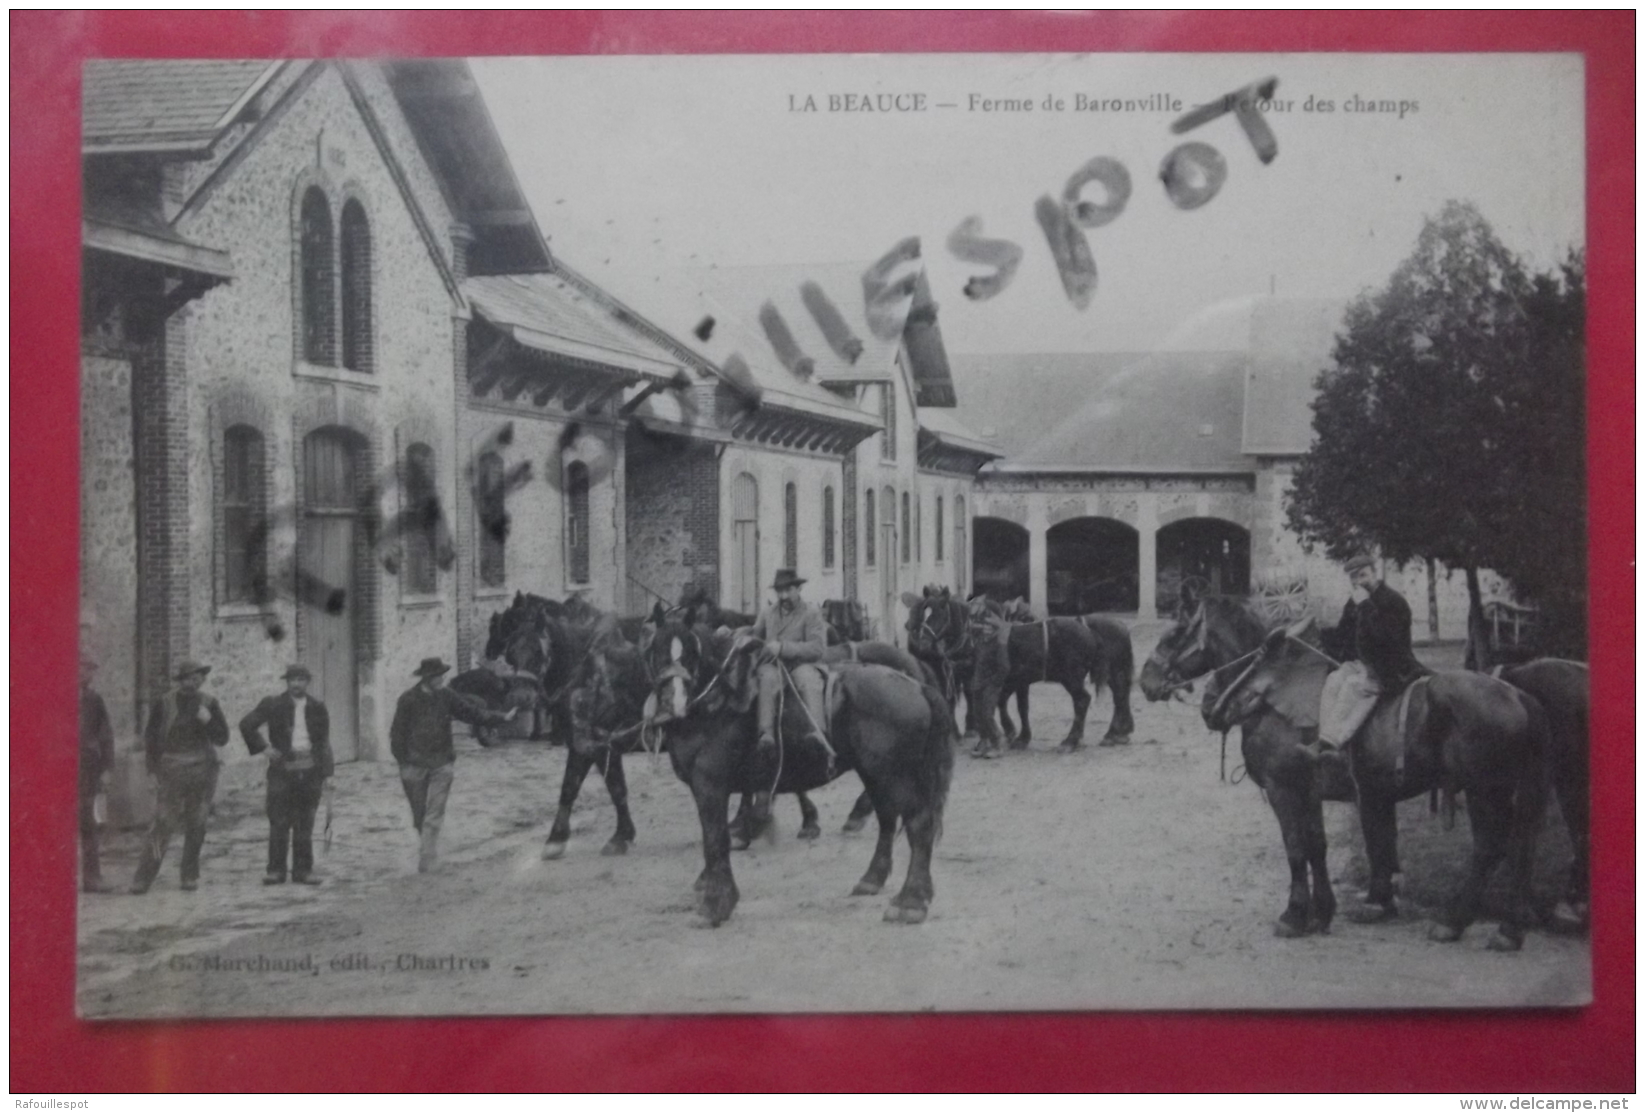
left=78, top=774, right=101, bottom=881
left=134, top=755, right=219, bottom=886
left=267, top=764, right=326, bottom=878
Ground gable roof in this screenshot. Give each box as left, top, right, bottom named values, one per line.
left=82, top=60, right=280, bottom=154
left=466, top=274, right=682, bottom=380
left=951, top=351, right=1252, bottom=473
left=1242, top=298, right=1345, bottom=456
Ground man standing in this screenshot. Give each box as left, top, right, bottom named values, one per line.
left=746, top=569, right=830, bottom=823
left=79, top=655, right=116, bottom=893
left=239, top=665, right=333, bottom=886
left=131, top=661, right=229, bottom=893
left=390, top=657, right=515, bottom=873
left=1312, top=554, right=1425, bottom=756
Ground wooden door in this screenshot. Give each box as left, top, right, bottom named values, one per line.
left=302, top=430, right=359, bottom=762
left=730, top=473, right=759, bottom=616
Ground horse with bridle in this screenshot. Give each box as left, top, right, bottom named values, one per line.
left=640, top=616, right=956, bottom=926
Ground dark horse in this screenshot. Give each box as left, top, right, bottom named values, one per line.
left=1203, top=623, right=1550, bottom=951
left=642, top=618, right=956, bottom=926
left=904, top=587, right=979, bottom=735
left=967, top=611, right=1124, bottom=757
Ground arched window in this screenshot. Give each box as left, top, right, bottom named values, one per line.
left=864, top=488, right=876, bottom=567
left=935, top=494, right=945, bottom=562
left=299, top=187, right=335, bottom=365
left=403, top=443, right=438, bottom=594
left=822, top=485, right=836, bottom=569
left=222, top=425, right=266, bottom=604
left=566, top=460, right=591, bottom=584
left=783, top=481, right=798, bottom=569
left=477, top=451, right=506, bottom=588
left=901, top=491, right=911, bottom=564
left=340, top=199, right=373, bottom=373
left=880, top=383, right=897, bottom=460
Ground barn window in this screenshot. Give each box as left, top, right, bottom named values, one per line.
left=822, top=484, right=835, bottom=569
left=222, top=425, right=266, bottom=604
left=476, top=451, right=506, bottom=588
left=880, top=383, right=897, bottom=460
left=566, top=460, right=591, bottom=584
left=403, top=443, right=438, bottom=595
left=298, top=187, right=335, bottom=365
left=339, top=199, right=373, bottom=373
left=901, top=491, right=911, bottom=564
left=783, top=481, right=798, bottom=569
left=935, top=494, right=945, bottom=562
left=864, top=488, right=876, bottom=567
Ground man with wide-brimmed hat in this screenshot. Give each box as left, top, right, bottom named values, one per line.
left=390, top=656, right=516, bottom=873
left=745, top=569, right=829, bottom=824
left=240, top=664, right=333, bottom=886
left=1311, top=554, right=1424, bottom=758
left=130, top=660, right=230, bottom=893
left=78, top=654, right=116, bottom=893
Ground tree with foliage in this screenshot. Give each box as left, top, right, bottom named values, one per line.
left=1286, top=200, right=1586, bottom=659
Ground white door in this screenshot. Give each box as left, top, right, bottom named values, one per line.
left=730, top=473, right=759, bottom=615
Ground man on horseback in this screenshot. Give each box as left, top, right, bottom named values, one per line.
left=1308, top=553, right=1424, bottom=758
left=747, top=569, right=829, bottom=822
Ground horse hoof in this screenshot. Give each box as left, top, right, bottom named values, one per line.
left=600, top=840, right=630, bottom=857
left=1273, top=918, right=1310, bottom=938
left=730, top=837, right=751, bottom=852
left=1427, top=922, right=1465, bottom=943
left=1347, top=902, right=1399, bottom=925
left=1098, top=734, right=1131, bottom=747
left=1058, top=741, right=1081, bottom=754
left=851, top=880, right=884, bottom=897
left=797, top=823, right=821, bottom=841
left=1486, top=929, right=1524, bottom=953
left=541, top=841, right=567, bottom=861
left=841, top=818, right=867, bottom=834
left=884, top=903, right=928, bottom=925
left=1550, top=901, right=1589, bottom=932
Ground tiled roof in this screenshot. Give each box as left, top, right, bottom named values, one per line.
left=951, top=351, right=1252, bottom=473
left=1242, top=298, right=1346, bottom=456
left=82, top=60, right=278, bottom=152
left=465, top=274, right=683, bottom=380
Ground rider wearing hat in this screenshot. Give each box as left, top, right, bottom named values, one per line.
left=1312, top=554, right=1424, bottom=757
left=390, top=657, right=516, bottom=873
left=747, top=569, right=829, bottom=820
left=239, top=664, right=333, bottom=886
left=131, top=660, right=230, bottom=893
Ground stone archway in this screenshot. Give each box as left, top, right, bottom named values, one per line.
left=973, top=516, right=1029, bottom=602
left=1047, top=516, right=1140, bottom=615
left=1155, top=517, right=1250, bottom=615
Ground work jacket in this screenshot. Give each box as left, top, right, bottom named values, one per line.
left=240, top=693, right=335, bottom=779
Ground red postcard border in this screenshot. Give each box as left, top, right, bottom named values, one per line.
left=11, top=10, right=1634, bottom=1093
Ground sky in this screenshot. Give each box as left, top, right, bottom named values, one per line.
left=473, top=53, right=1584, bottom=355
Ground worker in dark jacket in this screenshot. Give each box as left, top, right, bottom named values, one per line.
left=79, top=655, right=117, bottom=893
left=391, top=657, right=515, bottom=873
left=131, top=660, right=230, bottom=893
left=240, top=665, right=334, bottom=886
left=1314, top=555, right=1423, bottom=755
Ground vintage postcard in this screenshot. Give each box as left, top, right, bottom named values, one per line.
left=76, top=51, right=1590, bottom=1018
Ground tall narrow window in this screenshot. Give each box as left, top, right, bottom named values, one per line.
left=936, top=494, right=945, bottom=562
left=864, top=488, right=876, bottom=567
left=477, top=451, right=506, bottom=588
left=299, top=187, right=335, bottom=365
left=915, top=494, right=922, bottom=563
left=403, top=443, right=438, bottom=595
left=339, top=199, right=373, bottom=372
left=223, top=425, right=266, bottom=604
left=566, top=461, right=591, bottom=584
left=880, top=383, right=897, bottom=460
left=822, top=485, right=836, bottom=569
left=901, top=491, right=911, bottom=563
left=955, top=495, right=967, bottom=592
left=783, top=481, right=798, bottom=569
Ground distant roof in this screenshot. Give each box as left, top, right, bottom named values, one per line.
left=1242, top=298, right=1345, bottom=455
left=915, top=407, right=1002, bottom=458
left=951, top=351, right=1252, bottom=473
left=465, top=274, right=681, bottom=380
left=82, top=60, right=279, bottom=153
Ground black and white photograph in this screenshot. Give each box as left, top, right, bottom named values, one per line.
left=76, top=51, right=1591, bottom=1018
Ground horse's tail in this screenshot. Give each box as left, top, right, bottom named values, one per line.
left=918, top=682, right=957, bottom=844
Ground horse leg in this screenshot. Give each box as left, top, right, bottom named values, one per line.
left=997, top=689, right=1018, bottom=747
left=1014, top=684, right=1032, bottom=746
left=1348, top=790, right=1402, bottom=923
left=1303, top=793, right=1336, bottom=933
left=796, top=791, right=821, bottom=841
left=1266, top=781, right=1315, bottom=937
left=1430, top=786, right=1511, bottom=946
left=1100, top=662, right=1136, bottom=744
left=599, top=750, right=636, bottom=856
left=1058, top=677, right=1090, bottom=752
left=851, top=784, right=898, bottom=897
left=730, top=793, right=756, bottom=852
left=842, top=789, right=874, bottom=833
left=690, top=768, right=738, bottom=926
left=542, top=748, right=594, bottom=860
left=886, top=783, right=937, bottom=925
left=1551, top=751, right=1590, bottom=929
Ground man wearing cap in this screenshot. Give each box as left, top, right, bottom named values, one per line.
left=78, top=656, right=116, bottom=893
left=745, top=569, right=830, bottom=822
left=1311, top=554, right=1425, bottom=757
left=239, top=665, right=333, bottom=886
left=390, top=657, right=517, bottom=873
left=130, top=660, right=230, bottom=893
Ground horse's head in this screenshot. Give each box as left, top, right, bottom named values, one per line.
left=904, top=589, right=964, bottom=660
left=1200, top=620, right=1328, bottom=733
left=1003, top=597, right=1035, bottom=623
left=644, top=620, right=738, bottom=725
left=1140, top=604, right=1212, bottom=701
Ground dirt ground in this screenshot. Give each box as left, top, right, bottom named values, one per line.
left=78, top=629, right=1590, bottom=1018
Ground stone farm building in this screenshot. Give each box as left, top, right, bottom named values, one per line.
left=79, top=59, right=999, bottom=819
left=953, top=298, right=1491, bottom=634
